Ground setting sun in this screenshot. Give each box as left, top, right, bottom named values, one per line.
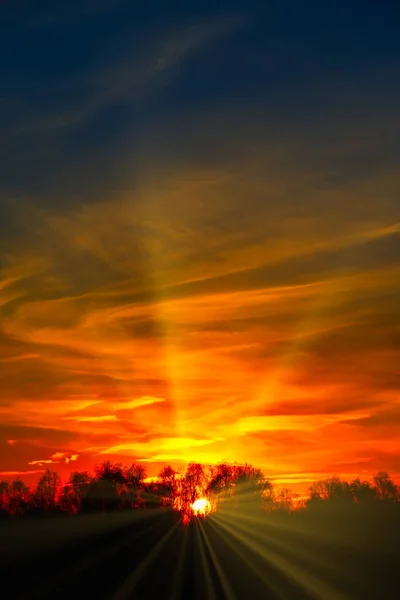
left=191, top=498, right=211, bottom=516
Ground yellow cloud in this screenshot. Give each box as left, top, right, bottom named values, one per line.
left=71, top=415, right=118, bottom=423
left=112, top=396, right=166, bottom=410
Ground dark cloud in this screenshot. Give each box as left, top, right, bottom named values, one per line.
left=0, top=425, right=77, bottom=445
left=304, top=322, right=400, bottom=358
left=261, top=397, right=383, bottom=418
left=0, top=362, right=77, bottom=403
left=325, top=450, right=400, bottom=476
left=119, top=317, right=166, bottom=340
left=341, top=406, right=400, bottom=429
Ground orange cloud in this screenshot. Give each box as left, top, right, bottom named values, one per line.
left=0, top=470, right=45, bottom=477
left=28, top=452, right=80, bottom=466
left=51, top=452, right=79, bottom=463
left=1, top=81, right=399, bottom=493
left=112, top=396, right=166, bottom=409
left=68, top=415, right=118, bottom=423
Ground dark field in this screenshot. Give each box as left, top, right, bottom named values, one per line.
left=1, top=505, right=398, bottom=600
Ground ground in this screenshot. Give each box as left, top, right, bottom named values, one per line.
left=1, top=507, right=398, bottom=599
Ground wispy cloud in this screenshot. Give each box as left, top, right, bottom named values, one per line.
left=1, top=44, right=399, bottom=486
left=51, top=452, right=79, bottom=463
left=28, top=452, right=79, bottom=466
left=15, top=14, right=246, bottom=133
left=113, top=396, right=166, bottom=409
left=69, top=415, right=117, bottom=423
left=0, top=470, right=45, bottom=477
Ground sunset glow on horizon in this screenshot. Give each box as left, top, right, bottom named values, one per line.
left=1, top=1, right=399, bottom=497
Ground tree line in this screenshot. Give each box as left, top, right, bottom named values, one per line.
left=0, top=460, right=399, bottom=519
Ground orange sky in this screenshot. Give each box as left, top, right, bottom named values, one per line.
left=1, top=4, right=400, bottom=496
left=1, top=154, right=399, bottom=494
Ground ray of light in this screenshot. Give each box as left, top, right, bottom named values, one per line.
left=211, top=513, right=353, bottom=600
left=198, top=518, right=238, bottom=600
left=4, top=509, right=162, bottom=567
left=111, top=520, right=179, bottom=600
left=212, top=509, right=364, bottom=592
left=168, top=520, right=189, bottom=600
left=206, top=516, right=288, bottom=599
left=28, top=512, right=165, bottom=600
left=193, top=518, right=217, bottom=599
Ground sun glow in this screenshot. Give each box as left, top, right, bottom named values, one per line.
left=191, top=497, right=211, bottom=516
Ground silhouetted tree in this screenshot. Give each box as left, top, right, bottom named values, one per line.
left=158, top=465, right=177, bottom=506
left=141, top=481, right=163, bottom=509
left=349, top=478, right=375, bottom=503
left=34, top=469, right=61, bottom=511
left=308, top=476, right=352, bottom=504
left=185, top=463, right=205, bottom=504
left=234, top=464, right=265, bottom=511
left=69, top=470, right=92, bottom=492
left=0, top=480, right=9, bottom=514
left=274, top=488, right=297, bottom=513
left=117, top=463, right=146, bottom=509
left=259, top=478, right=274, bottom=509
left=373, top=472, right=398, bottom=502
left=90, top=461, right=125, bottom=510
left=94, top=461, right=127, bottom=485
left=1, top=463, right=399, bottom=519
left=58, top=471, right=93, bottom=513
left=125, top=463, right=146, bottom=487
left=207, top=463, right=235, bottom=503
left=83, top=479, right=119, bottom=513
left=7, top=479, right=30, bottom=516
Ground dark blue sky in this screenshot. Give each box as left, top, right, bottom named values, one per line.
left=1, top=0, right=400, bottom=205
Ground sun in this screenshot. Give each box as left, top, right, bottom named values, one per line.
left=191, top=497, right=211, bottom=516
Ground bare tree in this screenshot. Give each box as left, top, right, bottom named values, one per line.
left=308, top=477, right=352, bottom=503
left=274, top=488, right=298, bottom=513
left=0, top=481, right=9, bottom=513
left=94, top=461, right=126, bottom=485
left=373, top=472, right=398, bottom=501
left=349, top=478, right=375, bottom=503
left=158, top=465, right=177, bottom=506
left=35, top=469, right=61, bottom=510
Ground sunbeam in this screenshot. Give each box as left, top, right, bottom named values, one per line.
left=111, top=520, right=179, bottom=600
left=29, top=513, right=165, bottom=600
left=198, top=519, right=238, bottom=600
left=206, top=517, right=291, bottom=599
left=212, top=513, right=352, bottom=600
left=193, top=518, right=217, bottom=599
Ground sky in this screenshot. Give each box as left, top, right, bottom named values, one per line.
left=0, top=0, right=399, bottom=493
